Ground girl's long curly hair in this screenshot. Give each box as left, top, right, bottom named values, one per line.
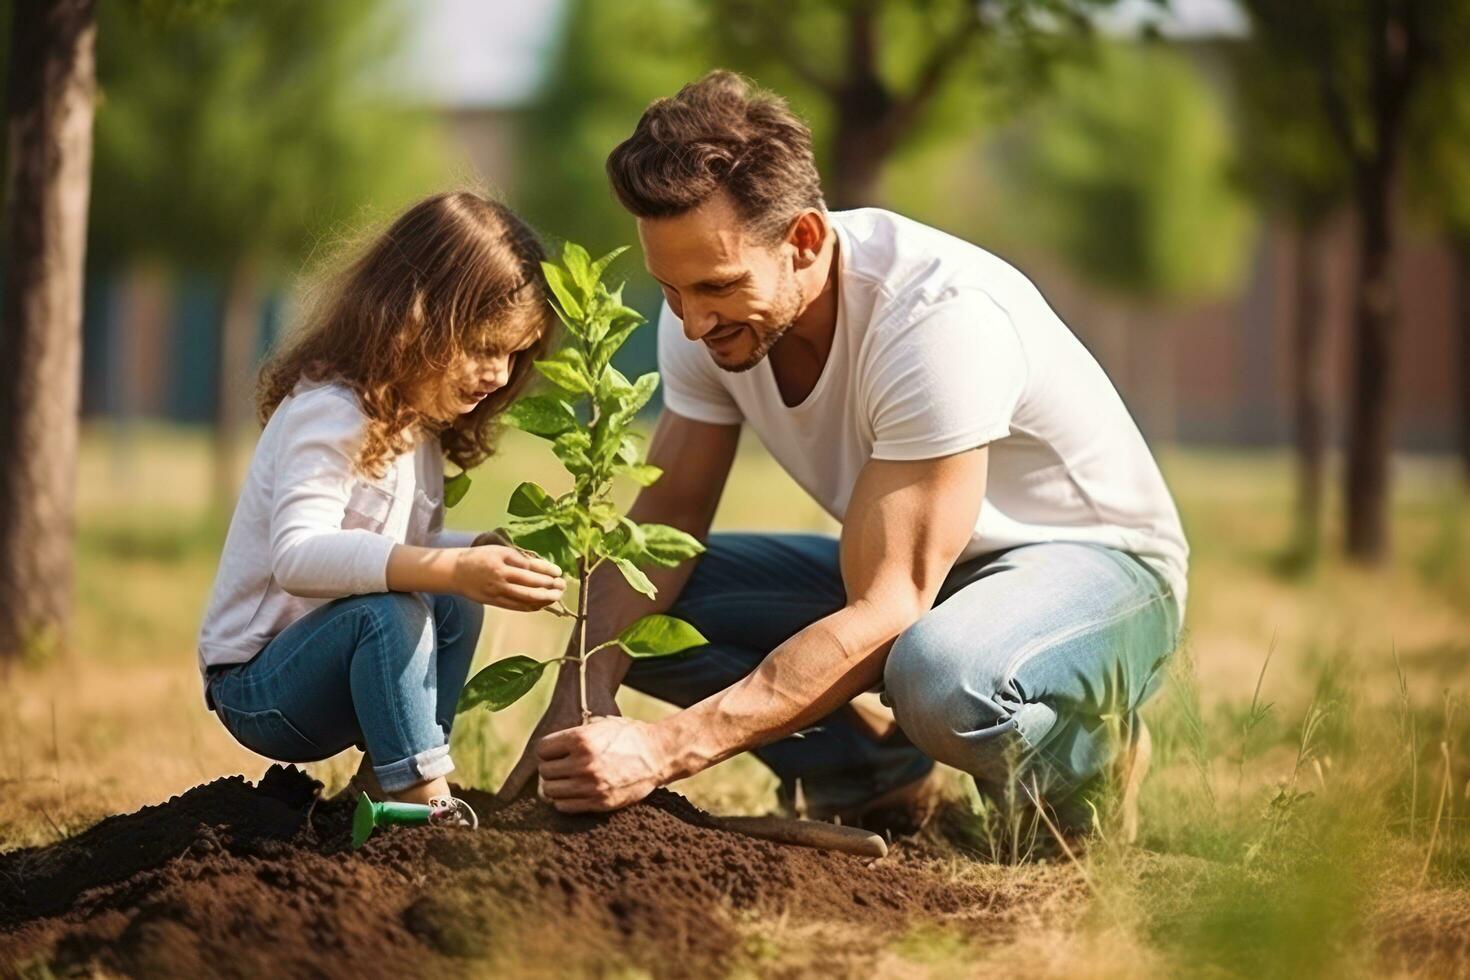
left=258, top=191, right=555, bottom=478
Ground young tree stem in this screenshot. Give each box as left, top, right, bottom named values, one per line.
left=577, top=561, right=590, bottom=725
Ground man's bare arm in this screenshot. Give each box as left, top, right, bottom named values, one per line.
left=533, top=448, right=988, bottom=811
left=657, top=448, right=987, bottom=777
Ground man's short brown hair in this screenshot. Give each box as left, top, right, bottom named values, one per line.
left=606, top=70, right=825, bottom=242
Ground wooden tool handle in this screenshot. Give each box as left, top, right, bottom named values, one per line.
left=716, top=815, right=888, bottom=858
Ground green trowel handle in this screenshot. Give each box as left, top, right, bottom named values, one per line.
left=375, top=801, right=433, bottom=825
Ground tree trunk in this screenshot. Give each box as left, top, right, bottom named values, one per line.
left=828, top=104, right=892, bottom=210
left=1456, top=238, right=1470, bottom=487
left=1291, top=219, right=1330, bottom=562
left=1344, top=170, right=1396, bottom=564
left=826, top=1, right=894, bottom=210
left=0, top=0, right=97, bottom=662
left=213, top=259, right=260, bottom=517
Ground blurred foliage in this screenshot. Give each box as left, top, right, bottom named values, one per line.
left=1229, top=30, right=1350, bottom=227
left=1406, top=16, right=1470, bottom=244
left=88, top=0, right=451, bottom=278
left=993, top=42, right=1249, bottom=304
left=516, top=0, right=1156, bottom=279
left=515, top=1, right=705, bottom=255
left=1237, top=0, right=1470, bottom=199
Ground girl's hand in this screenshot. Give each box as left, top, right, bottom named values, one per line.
left=454, top=545, right=566, bottom=611
left=470, top=529, right=512, bottom=548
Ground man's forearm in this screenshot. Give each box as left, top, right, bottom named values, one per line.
left=654, top=599, right=917, bottom=781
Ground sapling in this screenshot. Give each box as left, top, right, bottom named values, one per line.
left=454, top=242, right=707, bottom=724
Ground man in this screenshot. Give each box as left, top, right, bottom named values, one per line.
left=499, top=71, right=1186, bottom=841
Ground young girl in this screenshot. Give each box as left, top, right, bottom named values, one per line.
left=197, top=191, right=566, bottom=807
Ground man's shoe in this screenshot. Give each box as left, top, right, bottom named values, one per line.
left=804, top=764, right=950, bottom=836
left=971, top=716, right=1151, bottom=851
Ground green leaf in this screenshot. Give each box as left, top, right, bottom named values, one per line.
left=552, top=429, right=593, bottom=477
left=589, top=284, right=645, bottom=369
left=541, top=261, right=584, bottom=324
left=599, top=517, right=646, bottom=561
left=506, top=515, right=558, bottom=536
left=599, top=311, right=643, bottom=364
left=563, top=242, right=593, bottom=292
left=535, top=348, right=594, bottom=395
left=596, top=366, right=634, bottom=415
left=443, top=471, right=472, bottom=509
left=505, top=396, right=577, bottom=439
left=640, top=524, right=705, bottom=568
left=507, top=481, right=554, bottom=518
left=610, top=556, right=656, bottom=598
left=508, top=524, right=578, bottom=575
left=617, top=462, right=663, bottom=487
left=617, top=614, right=707, bottom=658
left=589, top=245, right=629, bottom=284
left=611, top=372, right=659, bottom=426
left=457, top=656, right=553, bottom=713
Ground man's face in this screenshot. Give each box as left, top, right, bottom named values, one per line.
left=638, top=193, right=804, bottom=373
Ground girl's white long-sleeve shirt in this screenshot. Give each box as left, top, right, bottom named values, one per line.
left=196, top=379, right=476, bottom=687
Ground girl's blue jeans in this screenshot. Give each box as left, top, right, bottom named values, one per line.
left=207, top=592, right=483, bottom=792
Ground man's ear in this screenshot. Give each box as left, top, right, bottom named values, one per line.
left=787, top=209, right=828, bottom=270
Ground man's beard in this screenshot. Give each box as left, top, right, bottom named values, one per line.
left=713, top=270, right=804, bottom=373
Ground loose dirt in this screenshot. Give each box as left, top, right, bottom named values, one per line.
left=0, top=766, right=990, bottom=978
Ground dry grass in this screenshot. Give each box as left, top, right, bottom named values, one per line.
left=3, top=426, right=1469, bottom=976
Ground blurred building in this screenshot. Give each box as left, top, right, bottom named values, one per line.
left=1028, top=218, right=1461, bottom=451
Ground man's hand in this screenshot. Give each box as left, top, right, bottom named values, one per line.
left=496, top=684, right=619, bottom=801
left=535, top=716, right=675, bottom=813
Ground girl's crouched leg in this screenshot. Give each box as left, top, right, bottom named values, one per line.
left=210, top=592, right=480, bottom=793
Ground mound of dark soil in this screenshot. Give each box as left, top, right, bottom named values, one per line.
left=0, top=767, right=986, bottom=978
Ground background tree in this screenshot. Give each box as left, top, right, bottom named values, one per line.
left=710, top=0, right=1133, bottom=209
left=1238, top=0, right=1450, bottom=564
left=0, top=0, right=97, bottom=662
left=993, top=41, right=1250, bottom=445
left=88, top=0, right=448, bottom=514
left=518, top=0, right=1147, bottom=275
left=1404, top=25, right=1470, bottom=487
left=1230, top=38, right=1351, bottom=566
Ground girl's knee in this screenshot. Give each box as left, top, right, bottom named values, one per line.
left=339, top=592, right=435, bottom=666
left=373, top=591, right=434, bottom=629
left=438, top=592, right=485, bottom=637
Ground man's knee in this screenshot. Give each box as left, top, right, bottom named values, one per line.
left=884, top=618, right=1016, bottom=768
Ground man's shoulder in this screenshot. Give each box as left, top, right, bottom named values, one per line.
left=834, top=209, right=1022, bottom=317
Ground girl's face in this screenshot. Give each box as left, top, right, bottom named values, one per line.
left=418, top=332, right=541, bottom=422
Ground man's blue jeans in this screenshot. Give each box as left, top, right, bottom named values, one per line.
left=208, top=592, right=482, bottom=792
left=625, top=534, right=1181, bottom=815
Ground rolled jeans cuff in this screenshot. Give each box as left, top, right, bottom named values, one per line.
left=373, top=744, right=454, bottom=792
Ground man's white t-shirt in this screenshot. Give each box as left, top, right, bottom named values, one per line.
left=657, top=208, right=1189, bottom=612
